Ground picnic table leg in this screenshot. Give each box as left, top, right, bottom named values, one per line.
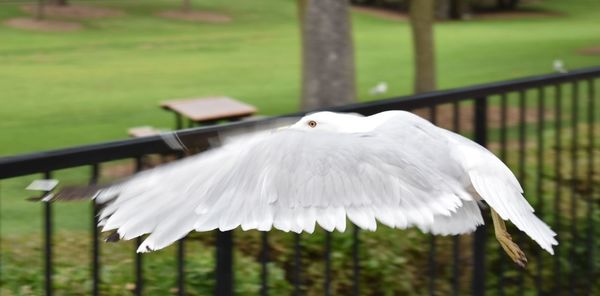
left=198, top=120, right=218, bottom=127
left=175, top=113, right=183, bottom=130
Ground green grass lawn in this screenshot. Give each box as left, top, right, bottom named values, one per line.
left=0, top=0, right=599, bottom=156
left=0, top=0, right=599, bottom=294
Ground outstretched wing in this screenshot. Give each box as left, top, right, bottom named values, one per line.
left=438, top=128, right=558, bottom=254
left=97, top=118, right=477, bottom=252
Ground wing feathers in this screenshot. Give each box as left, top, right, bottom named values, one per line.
left=470, top=172, right=557, bottom=254
left=424, top=200, right=484, bottom=235
left=97, top=111, right=554, bottom=253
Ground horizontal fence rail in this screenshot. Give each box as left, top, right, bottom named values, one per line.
left=0, top=67, right=599, bottom=295
left=1, top=67, right=599, bottom=179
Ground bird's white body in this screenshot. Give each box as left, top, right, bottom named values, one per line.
left=96, top=111, right=557, bottom=254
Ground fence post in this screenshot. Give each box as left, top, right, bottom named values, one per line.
left=260, top=232, right=269, bottom=296
left=472, top=97, right=488, bottom=296
left=41, top=171, right=54, bottom=296
left=90, top=164, right=100, bottom=296
left=352, top=226, right=360, bottom=296
left=216, top=230, right=234, bottom=296
left=133, top=157, right=144, bottom=296
left=293, top=234, right=302, bottom=296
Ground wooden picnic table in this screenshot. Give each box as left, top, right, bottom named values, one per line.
left=160, top=96, right=258, bottom=129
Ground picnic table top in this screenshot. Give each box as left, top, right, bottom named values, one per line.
left=160, top=96, right=257, bottom=123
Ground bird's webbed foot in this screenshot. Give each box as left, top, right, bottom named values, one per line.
left=491, top=209, right=528, bottom=268
left=496, top=230, right=528, bottom=268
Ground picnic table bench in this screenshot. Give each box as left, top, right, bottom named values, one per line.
left=127, top=126, right=161, bottom=138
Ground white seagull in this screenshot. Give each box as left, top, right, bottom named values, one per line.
left=553, top=59, right=567, bottom=73
left=94, top=111, right=557, bottom=266
left=369, top=81, right=388, bottom=96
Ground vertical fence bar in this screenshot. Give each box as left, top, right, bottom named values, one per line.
left=172, top=151, right=186, bottom=296
left=90, top=164, right=100, bottom=296
left=517, top=90, right=526, bottom=296
left=352, top=226, right=360, bottom=296
left=451, top=236, right=460, bottom=296
left=134, top=157, right=143, bottom=296
left=0, top=182, right=2, bottom=286
left=428, top=105, right=437, bottom=296
left=553, top=84, right=563, bottom=294
left=498, top=93, right=508, bottom=296
left=430, top=105, right=438, bottom=123
left=215, top=230, right=234, bottom=296
left=452, top=101, right=460, bottom=132
left=134, top=237, right=143, bottom=295
left=177, top=239, right=185, bottom=296
left=585, top=79, right=596, bottom=295
left=324, top=232, right=332, bottom=296
left=175, top=113, right=183, bottom=130
left=428, top=236, right=437, bottom=296
left=535, top=87, right=545, bottom=294
left=452, top=101, right=461, bottom=296
left=569, top=82, right=579, bottom=294
left=43, top=171, right=53, bottom=296
left=293, top=233, right=302, bottom=296
left=261, top=232, right=269, bottom=296
left=472, top=97, right=488, bottom=296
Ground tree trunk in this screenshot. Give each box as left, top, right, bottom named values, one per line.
left=435, top=0, right=451, bottom=20
left=450, top=0, right=470, bottom=20
left=497, top=0, right=506, bottom=10
left=47, top=0, right=67, bottom=6
left=298, top=0, right=356, bottom=111
left=409, top=0, right=436, bottom=93
left=36, top=0, right=45, bottom=20
left=507, top=0, right=519, bottom=9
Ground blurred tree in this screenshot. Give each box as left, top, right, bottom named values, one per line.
left=298, top=0, right=356, bottom=110
left=35, top=0, right=68, bottom=20
left=452, top=0, right=471, bottom=19
left=182, top=0, right=191, bottom=12
left=35, top=0, right=45, bottom=20
left=496, top=0, right=520, bottom=10
left=409, top=0, right=436, bottom=93
left=47, top=0, right=67, bottom=6
left=437, top=0, right=470, bottom=20
left=436, top=0, right=451, bottom=19
left=351, top=0, right=524, bottom=17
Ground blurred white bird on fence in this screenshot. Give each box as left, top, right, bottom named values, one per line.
left=369, top=81, right=388, bottom=96
left=84, top=111, right=557, bottom=267
left=553, top=59, right=567, bottom=73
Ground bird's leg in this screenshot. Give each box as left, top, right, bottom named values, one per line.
left=491, top=209, right=527, bottom=267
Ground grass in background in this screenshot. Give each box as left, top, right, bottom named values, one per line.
left=0, top=0, right=599, bottom=155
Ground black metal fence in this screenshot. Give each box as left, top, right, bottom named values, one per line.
left=0, top=67, right=598, bottom=295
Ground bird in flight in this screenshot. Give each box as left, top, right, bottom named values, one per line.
left=93, top=111, right=557, bottom=267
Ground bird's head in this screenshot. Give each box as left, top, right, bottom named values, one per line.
left=289, top=112, right=366, bottom=133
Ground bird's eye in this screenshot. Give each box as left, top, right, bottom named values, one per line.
left=307, top=120, right=317, bottom=128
